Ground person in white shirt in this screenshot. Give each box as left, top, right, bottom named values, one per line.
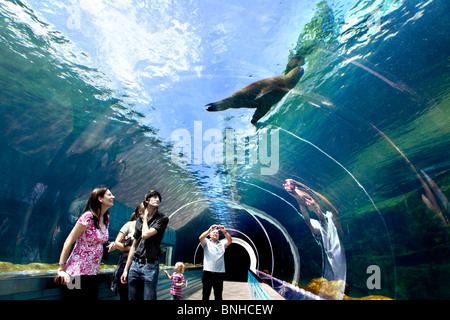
left=199, top=225, right=232, bottom=300
left=284, top=179, right=346, bottom=299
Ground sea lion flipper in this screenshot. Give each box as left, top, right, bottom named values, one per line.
left=255, top=86, right=275, bottom=100
left=255, top=85, right=288, bottom=101
left=206, top=98, right=233, bottom=112
left=251, top=104, right=272, bottom=124
left=206, top=95, right=258, bottom=112
left=206, top=102, right=220, bottom=112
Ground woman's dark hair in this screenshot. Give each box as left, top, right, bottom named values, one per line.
left=82, top=186, right=111, bottom=229
left=143, top=190, right=162, bottom=207
left=129, top=202, right=145, bottom=221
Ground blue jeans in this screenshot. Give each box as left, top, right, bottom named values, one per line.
left=128, top=260, right=159, bottom=300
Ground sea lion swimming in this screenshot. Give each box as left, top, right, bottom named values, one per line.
left=206, top=56, right=304, bottom=124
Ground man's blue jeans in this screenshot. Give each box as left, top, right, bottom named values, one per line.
left=128, top=260, right=159, bottom=300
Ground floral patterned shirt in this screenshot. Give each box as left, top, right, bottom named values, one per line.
left=65, top=212, right=109, bottom=276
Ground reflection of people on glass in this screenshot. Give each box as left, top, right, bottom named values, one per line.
left=420, top=170, right=450, bottom=226
left=284, top=179, right=346, bottom=296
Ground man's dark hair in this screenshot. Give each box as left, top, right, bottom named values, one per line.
left=143, top=190, right=162, bottom=207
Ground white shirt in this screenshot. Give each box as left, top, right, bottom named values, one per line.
left=310, top=211, right=346, bottom=282
left=119, top=220, right=136, bottom=256
left=202, top=238, right=227, bottom=273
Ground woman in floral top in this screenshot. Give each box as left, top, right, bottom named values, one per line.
left=57, top=186, right=116, bottom=299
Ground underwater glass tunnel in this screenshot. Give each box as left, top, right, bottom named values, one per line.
left=0, top=0, right=449, bottom=300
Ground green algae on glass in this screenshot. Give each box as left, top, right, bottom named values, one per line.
left=0, top=261, right=117, bottom=279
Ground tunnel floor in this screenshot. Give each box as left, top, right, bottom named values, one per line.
left=185, top=281, right=284, bottom=300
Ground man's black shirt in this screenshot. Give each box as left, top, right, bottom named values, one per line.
left=133, top=210, right=169, bottom=260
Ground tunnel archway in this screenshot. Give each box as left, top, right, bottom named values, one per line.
left=193, top=234, right=258, bottom=269
left=0, top=0, right=448, bottom=302
left=224, top=242, right=251, bottom=282
left=229, top=237, right=258, bottom=274
left=193, top=237, right=258, bottom=282
left=170, top=198, right=276, bottom=276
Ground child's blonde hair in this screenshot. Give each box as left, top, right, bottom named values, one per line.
left=175, top=262, right=185, bottom=273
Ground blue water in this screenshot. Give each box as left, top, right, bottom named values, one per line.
left=0, top=0, right=449, bottom=300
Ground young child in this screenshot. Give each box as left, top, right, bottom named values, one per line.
left=164, top=262, right=185, bottom=300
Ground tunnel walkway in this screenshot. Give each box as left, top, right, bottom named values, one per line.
left=161, top=269, right=284, bottom=300
left=185, top=280, right=284, bottom=300
left=0, top=268, right=284, bottom=300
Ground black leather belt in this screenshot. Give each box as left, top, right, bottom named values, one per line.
left=133, top=256, right=157, bottom=264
